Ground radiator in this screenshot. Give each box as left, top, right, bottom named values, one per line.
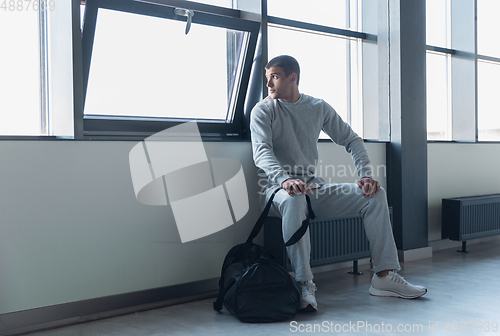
left=442, top=194, right=500, bottom=243
left=264, top=216, right=371, bottom=271
left=309, top=217, right=371, bottom=267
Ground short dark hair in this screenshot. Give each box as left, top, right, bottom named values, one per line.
left=265, top=55, right=300, bottom=85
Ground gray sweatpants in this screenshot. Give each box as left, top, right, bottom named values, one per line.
left=262, top=184, right=401, bottom=282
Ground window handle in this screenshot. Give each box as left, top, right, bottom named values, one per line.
left=174, top=8, right=195, bottom=35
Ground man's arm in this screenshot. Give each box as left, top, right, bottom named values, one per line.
left=321, top=102, right=379, bottom=197
left=250, top=104, right=291, bottom=187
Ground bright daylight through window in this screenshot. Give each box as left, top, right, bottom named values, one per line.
left=0, top=9, right=41, bottom=135
left=81, top=0, right=259, bottom=138
left=477, top=0, right=500, bottom=141
left=4, top=0, right=497, bottom=142
left=84, top=9, right=247, bottom=122
left=267, top=0, right=365, bottom=140
left=425, top=0, right=451, bottom=141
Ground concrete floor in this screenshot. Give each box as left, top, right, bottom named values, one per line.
left=32, top=240, right=500, bottom=336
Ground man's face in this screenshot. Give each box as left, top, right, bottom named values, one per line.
left=265, top=66, right=296, bottom=101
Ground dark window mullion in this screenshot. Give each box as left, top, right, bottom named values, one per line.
left=426, top=45, right=456, bottom=55
left=267, top=16, right=366, bottom=40
left=477, top=54, right=500, bottom=64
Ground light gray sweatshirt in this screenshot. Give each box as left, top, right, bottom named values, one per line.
left=250, top=94, right=372, bottom=193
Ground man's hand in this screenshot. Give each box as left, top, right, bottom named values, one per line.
left=357, top=177, right=380, bottom=198
left=281, top=178, right=310, bottom=196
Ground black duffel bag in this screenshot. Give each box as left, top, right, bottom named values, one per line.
left=213, top=188, right=315, bottom=323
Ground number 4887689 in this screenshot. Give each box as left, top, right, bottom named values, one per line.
left=1, top=0, right=56, bottom=11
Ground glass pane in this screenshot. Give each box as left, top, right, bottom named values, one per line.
left=426, top=53, right=450, bottom=140
left=84, top=9, right=247, bottom=121
left=362, top=39, right=388, bottom=141
left=81, top=3, right=85, bottom=31
left=426, top=0, right=448, bottom=47
left=194, top=0, right=234, bottom=8
left=0, top=10, right=41, bottom=136
left=47, top=0, right=76, bottom=137
left=268, top=0, right=347, bottom=29
left=478, top=61, right=500, bottom=141
left=477, top=0, right=500, bottom=58
left=268, top=27, right=352, bottom=137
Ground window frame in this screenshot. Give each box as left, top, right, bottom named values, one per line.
left=80, top=0, right=260, bottom=140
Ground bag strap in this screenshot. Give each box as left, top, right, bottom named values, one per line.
left=213, top=276, right=236, bottom=311
left=245, top=187, right=281, bottom=244
left=261, top=192, right=315, bottom=254
left=246, top=188, right=316, bottom=245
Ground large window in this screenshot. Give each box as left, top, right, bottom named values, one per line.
left=81, top=0, right=259, bottom=139
left=477, top=0, right=500, bottom=58
left=266, top=0, right=370, bottom=140
left=426, top=0, right=500, bottom=142
left=0, top=8, right=42, bottom=135
left=0, top=1, right=74, bottom=137
left=426, top=52, right=450, bottom=140
left=8, top=0, right=497, bottom=142
left=195, top=0, right=234, bottom=8
left=477, top=0, right=500, bottom=141
left=85, top=10, right=244, bottom=121
left=425, top=0, right=452, bottom=141
left=267, top=0, right=349, bottom=30
left=268, top=27, right=349, bottom=123
left=477, top=62, right=500, bottom=141
left=426, top=0, right=448, bottom=49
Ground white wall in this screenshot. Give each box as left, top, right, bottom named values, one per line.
left=318, top=141, right=387, bottom=187
left=8, top=140, right=499, bottom=315
left=428, top=143, right=500, bottom=242
left=0, top=140, right=385, bottom=315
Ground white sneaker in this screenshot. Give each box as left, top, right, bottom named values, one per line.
left=369, top=271, right=427, bottom=299
left=298, top=280, right=318, bottom=312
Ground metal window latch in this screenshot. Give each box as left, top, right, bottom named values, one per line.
left=174, top=8, right=194, bottom=35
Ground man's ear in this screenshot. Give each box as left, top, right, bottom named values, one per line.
left=291, top=73, right=297, bottom=83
